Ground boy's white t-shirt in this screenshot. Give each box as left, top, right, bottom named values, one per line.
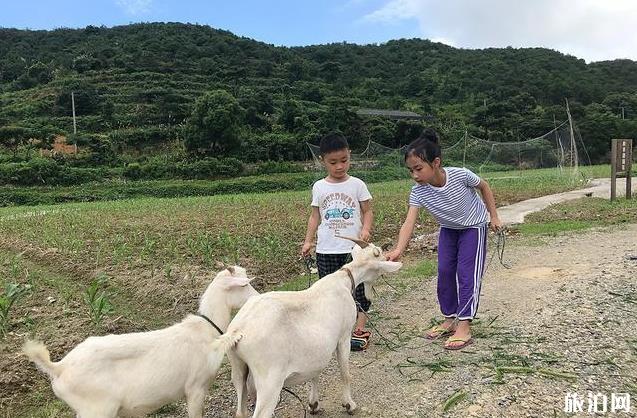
left=311, top=176, right=372, bottom=254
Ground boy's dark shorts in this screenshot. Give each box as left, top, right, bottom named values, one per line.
left=316, top=252, right=371, bottom=312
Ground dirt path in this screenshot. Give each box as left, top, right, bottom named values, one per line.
left=197, top=179, right=637, bottom=418
left=200, top=223, right=637, bottom=418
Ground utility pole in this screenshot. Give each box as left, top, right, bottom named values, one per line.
left=565, top=98, right=578, bottom=171
left=71, top=92, right=77, bottom=134
left=554, top=113, right=564, bottom=173
left=483, top=98, right=488, bottom=138
left=462, top=130, right=467, bottom=168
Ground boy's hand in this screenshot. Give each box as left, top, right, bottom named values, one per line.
left=385, top=249, right=401, bottom=261
left=301, top=242, right=313, bottom=257
left=359, top=229, right=371, bottom=242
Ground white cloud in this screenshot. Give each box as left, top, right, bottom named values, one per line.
left=363, top=0, right=637, bottom=62
left=115, top=0, right=153, bottom=16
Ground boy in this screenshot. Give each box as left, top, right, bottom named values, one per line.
left=301, top=132, right=374, bottom=350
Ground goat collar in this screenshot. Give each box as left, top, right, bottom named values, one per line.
left=340, top=267, right=357, bottom=295
left=196, top=313, right=224, bottom=335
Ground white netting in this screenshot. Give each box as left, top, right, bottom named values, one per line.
left=443, top=121, right=590, bottom=175
left=306, top=120, right=590, bottom=176
left=306, top=141, right=409, bottom=170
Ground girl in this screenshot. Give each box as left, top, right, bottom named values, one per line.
left=386, top=128, right=502, bottom=350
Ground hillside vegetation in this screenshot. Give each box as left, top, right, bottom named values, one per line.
left=0, top=23, right=636, bottom=187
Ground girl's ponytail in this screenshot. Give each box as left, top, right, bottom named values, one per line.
left=418, top=128, right=440, bottom=145
left=405, top=128, right=442, bottom=164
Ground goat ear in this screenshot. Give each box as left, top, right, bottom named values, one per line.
left=224, top=277, right=251, bottom=288
left=226, top=266, right=236, bottom=274
left=377, top=261, right=402, bottom=273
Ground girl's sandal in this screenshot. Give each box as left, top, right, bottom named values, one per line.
left=443, top=336, right=474, bottom=350
left=425, top=325, right=455, bottom=340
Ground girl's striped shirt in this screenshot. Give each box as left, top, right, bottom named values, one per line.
left=408, top=167, right=488, bottom=229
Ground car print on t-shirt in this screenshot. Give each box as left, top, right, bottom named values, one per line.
left=324, top=207, right=355, bottom=220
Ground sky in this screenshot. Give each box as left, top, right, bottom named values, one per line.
left=1, top=0, right=635, bottom=63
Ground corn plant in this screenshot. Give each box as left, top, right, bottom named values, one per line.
left=84, top=276, right=113, bottom=326
left=164, top=265, right=173, bottom=283
left=9, top=254, right=23, bottom=279
left=0, top=283, right=29, bottom=337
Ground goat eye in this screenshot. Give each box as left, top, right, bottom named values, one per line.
left=373, top=248, right=380, bottom=257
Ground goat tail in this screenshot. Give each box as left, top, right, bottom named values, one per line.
left=209, top=330, right=242, bottom=370
left=23, top=340, right=61, bottom=379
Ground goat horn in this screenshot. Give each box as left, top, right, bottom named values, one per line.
left=336, top=234, right=369, bottom=248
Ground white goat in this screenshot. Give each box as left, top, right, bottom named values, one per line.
left=215, top=237, right=402, bottom=418
left=23, top=266, right=258, bottom=418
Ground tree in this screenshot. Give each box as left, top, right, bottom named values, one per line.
left=15, top=61, right=54, bottom=89
left=183, top=90, right=244, bottom=156
left=54, top=79, right=101, bottom=116
left=578, top=103, right=618, bottom=163
left=603, top=93, right=637, bottom=119
left=0, top=126, right=32, bottom=158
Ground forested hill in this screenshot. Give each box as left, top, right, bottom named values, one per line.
left=1, top=22, right=636, bottom=164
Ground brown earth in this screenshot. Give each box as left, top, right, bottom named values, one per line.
left=198, top=224, right=637, bottom=418
left=2, top=221, right=635, bottom=417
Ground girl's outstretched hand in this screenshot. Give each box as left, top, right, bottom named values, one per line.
left=385, top=249, right=401, bottom=261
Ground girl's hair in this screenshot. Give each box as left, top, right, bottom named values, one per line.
left=404, top=128, right=441, bottom=164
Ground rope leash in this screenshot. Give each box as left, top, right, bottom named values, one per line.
left=280, top=387, right=307, bottom=418
left=355, top=297, right=403, bottom=351
left=301, top=255, right=317, bottom=288
left=487, top=227, right=511, bottom=271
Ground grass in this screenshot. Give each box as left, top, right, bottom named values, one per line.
left=517, top=196, right=637, bottom=235
left=0, top=165, right=594, bottom=289
left=442, top=390, right=468, bottom=412
left=516, top=219, right=595, bottom=235
left=1, top=397, right=70, bottom=418
left=274, top=273, right=316, bottom=291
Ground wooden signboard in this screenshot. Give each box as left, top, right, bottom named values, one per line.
left=610, top=139, right=633, bottom=201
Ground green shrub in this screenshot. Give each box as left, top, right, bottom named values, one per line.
left=0, top=159, right=104, bottom=186
left=254, top=160, right=305, bottom=175
left=123, top=162, right=143, bottom=180
left=0, top=165, right=410, bottom=207
left=123, top=157, right=245, bottom=181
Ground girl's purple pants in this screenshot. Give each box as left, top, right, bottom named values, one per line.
left=437, top=225, right=488, bottom=320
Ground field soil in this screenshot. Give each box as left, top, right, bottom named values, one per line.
left=195, top=224, right=637, bottom=418
left=1, top=180, right=635, bottom=417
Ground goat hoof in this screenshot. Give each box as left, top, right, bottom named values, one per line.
left=308, top=401, right=320, bottom=414
left=342, top=403, right=357, bottom=415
